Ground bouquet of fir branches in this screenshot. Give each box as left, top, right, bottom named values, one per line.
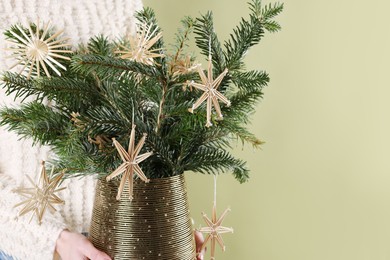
left=0, top=0, right=283, bottom=199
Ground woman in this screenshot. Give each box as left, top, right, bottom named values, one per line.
left=0, top=1, right=204, bottom=259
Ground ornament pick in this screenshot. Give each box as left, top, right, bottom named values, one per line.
left=13, top=161, right=66, bottom=225
left=106, top=125, right=153, bottom=200
left=5, top=20, right=72, bottom=79
left=187, top=55, right=230, bottom=127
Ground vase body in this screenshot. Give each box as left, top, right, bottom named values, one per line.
left=89, top=174, right=196, bottom=260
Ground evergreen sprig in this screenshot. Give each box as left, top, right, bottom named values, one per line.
left=194, top=12, right=226, bottom=73
left=0, top=102, right=70, bottom=145
left=0, top=1, right=283, bottom=183
left=71, top=54, right=160, bottom=79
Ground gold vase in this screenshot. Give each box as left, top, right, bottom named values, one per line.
left=89, top=174, right=196, bottom=260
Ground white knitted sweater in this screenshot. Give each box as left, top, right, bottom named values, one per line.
left=0, top=0, right=142, bottom=259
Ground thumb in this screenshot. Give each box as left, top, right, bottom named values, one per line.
left=194, top=230, right=205, bottom=260
left=82, top=241, right=111, bottom=260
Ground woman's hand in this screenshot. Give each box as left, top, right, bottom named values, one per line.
left=195, top=230, right=206, bottom=260
left=55, top=230, right=111, bottom=260
left=56, top=229, right=205, bottom=260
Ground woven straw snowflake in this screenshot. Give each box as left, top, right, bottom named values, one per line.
left=106, top=125, right=153, bottom=200
left=5, top=20, right=72, bottom=79
left=116, top=22, right=164, bottom=65
left=13, top=161, right=66, bottom=225
left=198, top=204, right=233, bottom=259
left=187, top=55, right=230, bottom=127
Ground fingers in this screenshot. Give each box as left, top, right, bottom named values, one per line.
left=81, top=240, right=111, bottom=260
left=56, top=230, right=111, bottom=260
left=194, top=230, right=205, bottom=260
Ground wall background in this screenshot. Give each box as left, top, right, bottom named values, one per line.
left=143, top=0, right=390, bottom=259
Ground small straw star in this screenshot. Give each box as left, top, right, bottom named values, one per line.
left=13, top=161, right=66, bottom=225
left=170, top=55, right=200, bottom=77
left=116, top=22, right=164, bottom=65
left=106, top=125, right=153, bottom=200
left=5, top=20, right=72, bottom=79
left=187, top=55, right=230, bottom=127
left=198, top=203, right=234, bottom=260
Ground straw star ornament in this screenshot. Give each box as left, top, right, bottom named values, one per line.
left=198, top=204, right=234, bottom=260
left=116, top=22, right=164, bottom=65
left=5, top=20, right=72, bottom=79
left=188, top=55, right=230, bottom=127
left=170, top=55, right=200, bottom=78
left=13, top=161, right=66, bottom=225
left=107, top=125, right=153, bottom=200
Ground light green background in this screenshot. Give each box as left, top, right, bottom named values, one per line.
left=144, top=1, right=390, bottom=259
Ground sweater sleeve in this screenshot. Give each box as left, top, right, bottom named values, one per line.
left=57, top=175, right=98, bottom=234
left=0, top=0, right=143, bottom=258
left=0, top=172, right=98, bottom=260
left=0, top=173, right=66, bottom=260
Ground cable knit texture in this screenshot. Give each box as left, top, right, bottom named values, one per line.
left=0, top=0, right=142, bottom=259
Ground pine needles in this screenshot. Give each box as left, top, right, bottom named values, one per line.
left=0, top=0, right=283, bottom=182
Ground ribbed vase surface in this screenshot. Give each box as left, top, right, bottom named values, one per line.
left=89, top=174, right=196, bottom=260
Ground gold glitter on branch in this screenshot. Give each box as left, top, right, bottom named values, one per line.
left=116, top=23, right=164, bottom=65
left=106, top=125, right=153, bottom=200
left=5, top=20, right=72, bottom=79
left=198, top=204, right=233, bottom=260
left=187, top=55, right=230, bottom=127
left=13, top=161, right=66, bottom=225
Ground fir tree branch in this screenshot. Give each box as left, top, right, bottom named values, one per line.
left=224, top=0, right=283, bottom=71
left=171, top=16, right=196, bottom=74
left=135, top=7, right=167, bottom=77
left=182, top=146, right=250, bottom=183
left=227, top=89, right=263, bottom=121
left=258, top=2, right=284, bottom=33
left=94, top=79, right=140, bottom=127
left=87, top=35, right=115, bottom=56
left=155, top=81, right=168, bottom=132
left=71, top=54, right=160, bottom=79
left=133, top=12, right=172, bottom=133
left=136, top=7, right=159, bottom=27
left=223, top=13, right=264, bottom=71
left=51, top=135, right=105, bottom=177
left=194, top=12, right=226, bottom=72
left=224, top=71, right=269, bottom=122
left=81, top=105, right=132, bottom=138
left=35, top=77, right=102, bottom=112
left=230, top=70, right=269, bottom=91
left=1, top=72, right=41, bottom=101
left=219, top=120, right=264, bottom=148
left=0, top=102, right=70, bottom=145
left=0, top=3, right=283, bottom=183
